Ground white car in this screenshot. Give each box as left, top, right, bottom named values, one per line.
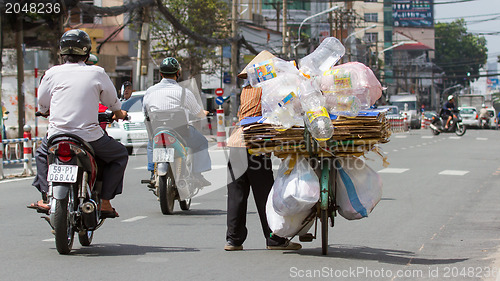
left=459, top=106, right=479, bottom=128
left=107, top=91, right=148, bottom=155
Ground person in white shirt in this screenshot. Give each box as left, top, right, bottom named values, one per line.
left=29, top=29, right=128, bottom=218
left=142, top=57, right=211, bottom=186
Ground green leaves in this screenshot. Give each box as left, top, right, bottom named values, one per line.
left=435, top=19, right=488, bottom=86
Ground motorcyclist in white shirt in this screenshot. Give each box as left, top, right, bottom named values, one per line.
left=28, top=29, right=128, bottom=218
left=142, top=57, right=211, bottom=187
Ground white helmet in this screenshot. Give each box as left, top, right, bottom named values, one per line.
left=448, top=95, right=454, bottom=101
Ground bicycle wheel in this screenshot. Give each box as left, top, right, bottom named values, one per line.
left=320, top=162, right=330, bottom=255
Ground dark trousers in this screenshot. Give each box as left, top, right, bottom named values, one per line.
left=32, top=134, right=128, bottom=200
left=226, top=147, right=286, bottom=247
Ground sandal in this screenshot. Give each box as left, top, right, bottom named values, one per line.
left=100, top=208, right=119, bottom=219
left=27, top=200, right=50, bottom=214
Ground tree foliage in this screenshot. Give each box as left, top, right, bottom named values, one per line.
left=150, top=0, right=231, bottom=78
left=434, top=19, right=488, bottom=86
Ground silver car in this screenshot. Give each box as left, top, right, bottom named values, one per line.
left=107, top=91, right=148, bottom=155
left=459, top=107, right=479, bottom=128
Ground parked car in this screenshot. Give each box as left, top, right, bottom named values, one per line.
left=107, top=91, right=148, bottom=155
left=459, top=107, right=479, bottom=128
left=377, top=105, right=401, bottom=119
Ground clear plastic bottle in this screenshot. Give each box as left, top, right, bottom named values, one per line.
left=246, top=57, right=299, bottom=87
left=298, top=80, right=334, bottom=141
left=261, top=74, right=303, bottom=130
left=299, top=37, right=345, bottom=78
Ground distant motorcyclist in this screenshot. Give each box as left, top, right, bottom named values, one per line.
left=29, top=29, right=128, bottom=218
left=479, top=104, right=490, bottom=127
left=442, top=95, right=456, bottom=129
left=142, top=57, right=211, bottom=187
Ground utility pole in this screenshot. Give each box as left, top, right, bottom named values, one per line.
left=282, top=0, right=288, bottom=58
left=231, top=0, right=238, bottom=86
left=16, top=15, right=25, bottom=138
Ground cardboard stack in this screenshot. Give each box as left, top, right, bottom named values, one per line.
left=243, top=110, right=391, bottom=158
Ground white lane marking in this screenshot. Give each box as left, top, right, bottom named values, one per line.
left=378, top=168, right=409, bottom=174
left=476, top=137, right=488, bottom=141
left=0, top=176, right=35, bottom=184
left=393, top=149, right=398, bottom=152
left=134, top=164, right=227, bottom=170
left=422, top=136, right=434, bottom=139
left=395, top=135, right=407, bottom=138
left=43, top=238, right=55, bottom=242
left=439, top=170, right=469, bottom=176
left=449, top=136, right=461, bottom=140
left=122, top=216, right=147, bottom=223
left=191, top=203, right=201, bottom=206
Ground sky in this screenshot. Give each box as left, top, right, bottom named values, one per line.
left=434, top=0, right=500, bottom=70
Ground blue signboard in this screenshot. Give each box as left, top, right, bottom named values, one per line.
left=223, top=72, right=231, bottom=84
left=393, top=0, right=433, bottom=28
left=216, top=96, right=225, bottom=105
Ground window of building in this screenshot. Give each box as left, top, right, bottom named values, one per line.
left=364, top=13, right=378, bottom=23
left=365, top=0, right=378, bottom=2
left=263, top=1, right=310, bottom=10
left=69, top=0, right=95, bottom=24
left=364, top=32, right=378, bottom=44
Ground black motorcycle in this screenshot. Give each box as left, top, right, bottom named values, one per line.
left=38, top=111, right=121, bottom=254
left=429, top=109, right=466, bottom=136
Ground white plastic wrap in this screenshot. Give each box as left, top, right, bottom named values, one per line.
left=335, top=157, right=383, bottom=220
left=272, top=155, right=320, bottom=216
left=266, top=187, right=315, bottom=238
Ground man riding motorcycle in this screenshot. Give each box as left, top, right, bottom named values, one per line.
left=479, top=104, right=490, bottom=128
left=441, top=95, right=457, bottom=129
left=142, top=57, right=211, bottom=187
left=29, top=29, right=129, bottom=218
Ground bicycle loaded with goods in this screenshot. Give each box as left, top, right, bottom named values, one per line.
left=242, top=38, right=391, bottom=255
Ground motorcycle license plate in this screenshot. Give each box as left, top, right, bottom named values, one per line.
left=48, top=164, right=78, bottom=183
left=153, top=147, right=175, bottom=162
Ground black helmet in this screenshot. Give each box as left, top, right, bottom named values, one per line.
left=60, top=29, right=92, bottom=56
left=159, top=57, right=181, bottom=74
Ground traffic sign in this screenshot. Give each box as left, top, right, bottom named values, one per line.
left=215, top=96, right=225, bottom=105
left=215, top=88, right=224, bottom=96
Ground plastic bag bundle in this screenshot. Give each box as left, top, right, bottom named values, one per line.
left=260, top=73, right=303, bottom=130
left=272, top=155, right=320, bottom=216
left=320, top=62, right=383, bottom=116
left=335, top=157, right=382, bottom=220
left=266, top=187, right=315, bottom=238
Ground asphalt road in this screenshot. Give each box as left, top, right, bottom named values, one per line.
left=1, top=128, right=500, bottom=281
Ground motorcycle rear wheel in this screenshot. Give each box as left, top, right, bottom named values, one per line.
left=53, top=196, right=75, bottom=254
left=159, top=170, right=176, bottom=215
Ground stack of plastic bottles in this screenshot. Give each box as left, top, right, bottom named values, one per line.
left=245, top=58, right=303, bottom=130
left=245, top=37, right=382, bottom=142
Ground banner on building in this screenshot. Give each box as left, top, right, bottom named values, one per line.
left=393, top=0, right=433, bottom=28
